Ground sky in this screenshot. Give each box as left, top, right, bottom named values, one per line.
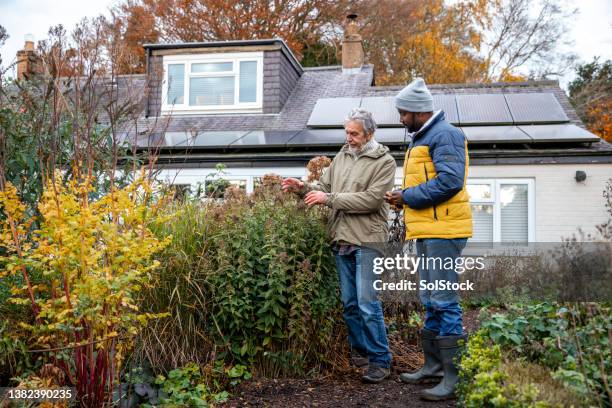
left=1, top=0, right=611, bottom=89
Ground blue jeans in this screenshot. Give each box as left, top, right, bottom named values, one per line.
left=416, top=238, right=468, bottom=336
left=334, top=246, right=391, bottom=368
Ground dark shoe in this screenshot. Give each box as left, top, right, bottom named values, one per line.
left=420, top=334, right=468, bottom=401
left=361, top=365, right=390, bottom=384
left=400, top=328, right=443, bottom=384
left=350, top=350, right=369, bottom=368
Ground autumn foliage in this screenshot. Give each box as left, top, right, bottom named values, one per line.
left=0, top=172, right=170, bottom=407
left=93, top=0, right=575, bottom=85
left=569, top=59, right=612, bottom=143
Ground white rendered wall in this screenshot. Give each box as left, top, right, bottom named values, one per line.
left=156, top=162, right=612, bottom=242
left=468, top=163, right=611, bottom=241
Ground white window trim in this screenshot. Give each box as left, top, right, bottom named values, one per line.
left=161, top=52, right=264, bottom=115
left=155, top=167, right=307, bottom=195
left=156, top=169, right=535, bottom=242
left=468, top=178, right=535, bottom=242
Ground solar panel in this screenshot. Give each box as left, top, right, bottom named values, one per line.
left=138, top=132, right=165, bottom=148
left=287, top=129, right=346, bottom=146
left=186, top=130, right=247, bottom=147
left=504, top=93, right=569, bottom=124
left=307, top=97, right=361, bottom=128
left=433, top=94, right=459, bottom=124
left=518, top=124, right=600, bottom=143
left=460, top=126, right=531, bottom=144
left=374, top=127, right=409, bottom=145
left=163, top=131, right=192, bottom=147
left=360, top=96, right=400, bottom=127
left=456, top=94, right=513, bottom=125
left=229, top=130, right=300, bottom=148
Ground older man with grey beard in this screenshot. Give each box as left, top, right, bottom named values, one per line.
left=282, top=108, right=396, bottom=384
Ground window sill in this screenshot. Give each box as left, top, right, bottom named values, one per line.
left=161, top=107, right=264, bottom=116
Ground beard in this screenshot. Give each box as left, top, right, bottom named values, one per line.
left=348, top=145, right=362, bottom=154
left=405, top=122, right=420, bottom=133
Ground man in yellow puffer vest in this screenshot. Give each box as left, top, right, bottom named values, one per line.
left=384, top=78, right=472, bottom=401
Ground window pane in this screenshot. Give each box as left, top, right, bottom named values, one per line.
left=239, top=61, right=257, bottom=103
left=189, top=77, right=234, bottom=106
left=205, top=178, right=246, bottom=198
left=468, top=184, right=492, bottom=201
left=191, top=62, right=233, bottom=73
left=164, top=131, right=190, bottom=146
left=167, top=64, right=184, bottom=104
left=471, top=204, right=493, bottom=242
left=394, top=178, right=403, bottom=190
left=170, top=184, right=191, bottom=201
left=500, top=184, right=528, bottom=242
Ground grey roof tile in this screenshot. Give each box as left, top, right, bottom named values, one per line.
left=114, top=66, right=597, bottom=152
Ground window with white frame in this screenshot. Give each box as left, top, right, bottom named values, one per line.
left=467, top=179, right=534, bottom=243
left=393, top=177, right=534, bottom=242
left=162, top=52, right=263, bottom=114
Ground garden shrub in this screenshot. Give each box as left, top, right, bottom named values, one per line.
left=140, top=176, right=343, bottom=378
left=0, top=171, right=171, bottom=407
left=458, top=330, right=583, bottom=407
left=0, top=322, right=32, bottom=385
left=141, top=362, right=251, bottom=407
left=459, top=303, right=610, bottom=407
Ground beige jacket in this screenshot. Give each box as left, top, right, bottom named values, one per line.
left=303, top=141, right=396, bottom=246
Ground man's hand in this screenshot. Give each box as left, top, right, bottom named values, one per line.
left=281, top=177, right=304, bottom=193
left=384, top=190, right=405, bottom=206
left=304, top=191, right=328, bottom=207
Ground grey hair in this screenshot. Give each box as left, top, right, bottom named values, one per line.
left=344, top=108, right=377, bottom=136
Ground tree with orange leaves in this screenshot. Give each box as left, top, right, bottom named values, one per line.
left=107, top=1, right=160, bottom=74
left=569, top=58, right=612, bottom=142
left=115, top=0, right=345, bottom=61
left=99, top=0, right=576, bottom=85
left=358, top=0, right=489, bottom=85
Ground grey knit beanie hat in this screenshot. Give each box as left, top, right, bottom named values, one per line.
left=395, top=77, right=434, bottom=112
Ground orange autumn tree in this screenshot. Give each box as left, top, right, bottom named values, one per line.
left=569, top=58, right=612, bottom=142
left=113, top=0, right=346, bottom=65
left=387, top=0, right=489, bottom=85
left=107, top=1, right=160, bottom=74
left=103, top=0, right=575, bottom=83
left=111, top=0, right=490, bottom=83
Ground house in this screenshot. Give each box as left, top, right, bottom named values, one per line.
left=15, top=18, right=612, bottom=243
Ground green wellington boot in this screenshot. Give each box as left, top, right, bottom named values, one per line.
left=399, top=328, right=443, bottom=384
left=420, top=334, right=468, bottom=401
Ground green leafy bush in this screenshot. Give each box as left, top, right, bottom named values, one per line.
left=459, top=303, right=610, bottom=407
left=139, top=176, right=342, bottom=377
left=458, top=330, right=584, bottom=407
left=148, top=362, right=249, bottom=407
left=0, top=322, right=32, bottom=385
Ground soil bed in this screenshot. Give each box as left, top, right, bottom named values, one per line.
left=224, top=309, right=481, bottom=407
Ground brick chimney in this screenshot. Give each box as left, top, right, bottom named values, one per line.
left=342, top=14, right=364, bottom=75
left=16, top=34, right=40, bottom=80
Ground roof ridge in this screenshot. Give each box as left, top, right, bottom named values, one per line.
left=370, top=80, right=560, bottom=91
left=302, top=64, right=374, bottom=72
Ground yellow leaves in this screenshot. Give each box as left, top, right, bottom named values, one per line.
left=0, top=182, right=26, bottom=222
left=9, top=297, right=32, bottom=306
left=498, top=70, right=527, bottom=82
left=386, top=0, right=489, bottom=85
left=1, top=168, right=171, bottom=373
left=55, top=308, right=73, bottom=321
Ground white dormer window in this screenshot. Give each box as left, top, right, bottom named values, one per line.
left=162, top=52, right=263, bottom=114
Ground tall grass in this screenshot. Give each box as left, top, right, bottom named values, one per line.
left=138, top=178, right=345, bottom=377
